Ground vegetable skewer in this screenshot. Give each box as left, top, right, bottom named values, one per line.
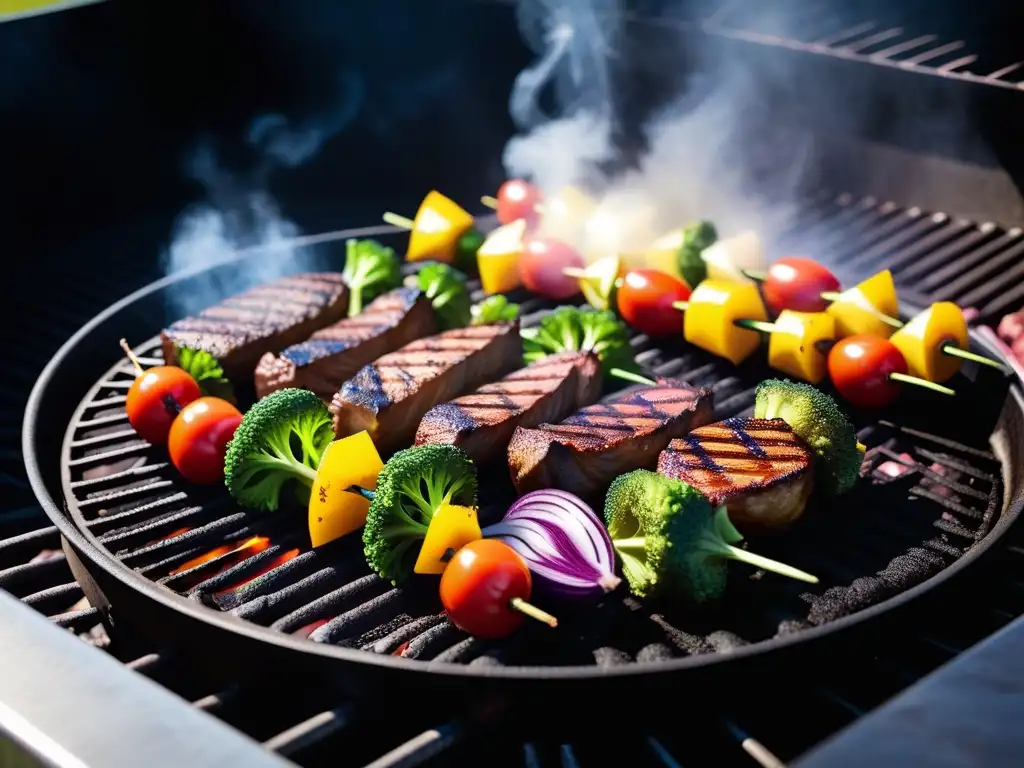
left=383, top=190, right=484, bottom=267
left=120, top=338, right=202, bottom=445
left=480, top=179, right=544, bottom=226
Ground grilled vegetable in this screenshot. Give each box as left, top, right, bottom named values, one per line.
left=825, top=270, right=900, bottom=339
left=483, top=489, right=620, bottom=600
left=616, top=269, right=691, bottom=337
left=415, top=501, right=483, bottom=575
left=415, top=263, right=472, bottom=331
left=471, top=295, right=521, bottom=326
left=519, top=235, right=585, bottom=300
left=223, top=388, right=334, bottom=512
left=683, top=279, right=768, bottom=365
left=765, top=310, right=836, bottom=384
left=489, top=179, right=542, bottom=226
left=174, top=346, right=235, bottom=402
left=701, top=230, right=765, bottom=284
left=341, top=239, right=402, bottom=317
left=121, top=340, right=201, bottom=444
left=574, top=255, right=622, bottom=311
left=386, top=190, right=480, bottom=266
left=440, top=539, right=558, bottom=639
left=604, top=470, right=818, bottom=602
left=762, top=257, right=840, bottom=315
left=477, top=219, right=527, bottom=295
left=521, top=305, right=635, bottom=374
left=361, top=444, right=478, bottom=585
left=827, top=335, right=956, bottom=409
left=888, top=301, right=969, bottom=384
left=753, top=379, right=862, bottom=495
left=169, top=397, right=242, bottom=485
left=308, top=431, right=384, bottom=547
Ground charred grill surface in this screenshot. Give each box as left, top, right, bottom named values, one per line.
left=162, top=272, right=349, bottom=380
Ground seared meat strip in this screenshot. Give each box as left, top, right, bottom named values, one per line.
left=162, top=272, right=349, bottom=380
left=254, top=287, right=434, bottom=399
left=330, top=322, right=521, bottom=454
left=657, top=417, right=814, bottom=532
left=508, top=379, right=714, bottom=500
left=415, top=351, right=602, bottom=464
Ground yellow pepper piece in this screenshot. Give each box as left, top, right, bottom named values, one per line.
left=577, top=254, right=622, bottom=311
left=684, top=279, right=768, bottom=365
left=413, top=503, right=483, bottom=575
left=701, top=231, right=766, bottom=284
left=477, top=219, right=527, bottom=295
left=308, top=432, right=384, bottom=548
left=636, top=229, right=686, bottom=281
left=767, top=311, right=836, bottom=384
left=826, top=270, right=900, bottom=338
left=538, top=185, right=596, bottom=244
left=406, top=191, right=474, bottom=264
left=890, top=302, right=968, bottom=384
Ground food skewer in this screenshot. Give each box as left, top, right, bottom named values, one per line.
left=383, top=190, right=484, bottom=267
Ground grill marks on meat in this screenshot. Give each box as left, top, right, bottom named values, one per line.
left=507, top=379, right=714, bottom=500
left=162, top=273, right=349, bottom=380
left=253, top=287, right=434, bottom=399
left=330, top=322, right=521, bottom=455
left=658, top=417, right=814, bottom=532
left=414, top=352, right=602, bottom=464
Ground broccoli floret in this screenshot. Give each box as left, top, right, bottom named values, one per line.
left=415, top=263, right=472, bottom=330
left=362, top=444, right=477, bottom=585
left=754, top=379, right=862, bottom=495
left=223, top=388, right=334, bottom=512
left=521, top=305, right=636, bottom=374
left=471, top=294, right=521, bottom=326
left=677, top=220, right=718, bottom=289
left=605, top=470, right=818, bottom=602
left=342, top=239, right=402, bottom=316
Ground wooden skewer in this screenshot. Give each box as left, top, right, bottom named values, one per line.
left=608, top=368, right=657, bottom=386
left=382, top=212, right=415, bottom=230
left=119, top=338, right=144, bottom=377
left=509, top=597, right=558, bottom=628
left=888, top=372, right=956, bottom=396
left=941, top=344, right=1007, bottom=371
left=673, top=301, right=689, bottom=312
left=480, top=195, right=499, bottom=209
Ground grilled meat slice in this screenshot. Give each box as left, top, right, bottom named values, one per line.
left=254, top=287, right=434, bottom=399
left=415, top=352, right=602, bottom=464
left=657, top=417, right=814, bottom=532
left=331, top=322, right=521, bottom=455
left=508, top=379, right=714, bottom=500
left=162, top=273, right=349, bottom=380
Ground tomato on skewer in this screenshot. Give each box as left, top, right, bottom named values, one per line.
left=616, top=268, right=691, bottom=336
left=121, top=339, right=201, bottom=445
left=519, top=235, right=585, bottom=300
left=168, top=397, right=243, bottom=485
left=827, top=335, right=907, bottom=409
left=762, top=257, right=841, bottom=315
left=494, top=179, right=542, bottom=226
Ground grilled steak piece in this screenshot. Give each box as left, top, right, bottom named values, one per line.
left=331, top=322, right=521, bottom=455
left=415, top=352, right=602, bottom=464
left=254, top=287, right=435, bottom=400
left=508, top=379, right=714, bottom=500
left=162, top=273, right=349, bottom=380
left=657, top=417, right=814, bottom=532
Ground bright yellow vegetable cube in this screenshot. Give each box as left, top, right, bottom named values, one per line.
left=826, top=270, right=900, bottom=338
left=406, top=190, right=474, bottom=264
left=684, top=280, right=768, bottom=365
left=308, top=431, right=384, bottom=548
left=701, top=231, right=766, bottom=284
left=767, top=311, right=835, bottom=384
left=637, top=229, right=685, bottom=281
left=890, top=302, right=968, bottom=384
left=477, top=219, right=526, bottom=295
left=413, top=503, right=483, bottom=575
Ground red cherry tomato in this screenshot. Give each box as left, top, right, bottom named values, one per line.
left=168, top=397, right=242, bottom=485
left=519, top=236, right=584, bottom=300
left=827, top=335, right=908, bottom=409
left=616, top=269, right=691, bottom=336
left=496, top=179, right=542, bottom=226
left=762, top=257, right=841, bottom=315
left=125, top=366, right=202, bottom=444
left=440, top=539, right=533, bottom=639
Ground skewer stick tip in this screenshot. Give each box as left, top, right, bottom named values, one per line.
left=480, top=195, right=499, bottom=209
left=119, top=338, right=144, bottom=377
left=888, top=372, right=956, bottom=396
left=561, top=267, right=587, bottom=279
left=672, top=301, right=689, bottom=312
left=382, top=212, right=415, bottom=230
left=941, top=344, right=1008, bottom=372
left=509, top=597, right=558, bottom=628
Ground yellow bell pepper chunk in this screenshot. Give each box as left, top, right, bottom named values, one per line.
left=477, top=218, right=527, bottom=295
left=767, top=311, right=836, bottom=384
left=577, top=254, right=622, bottom=311
left=701, top=231, right=766, bottom=284
left=890, top=302, right=968, bottom=384
left=308, top=432, right=384, bottom=548
left=413, top=503, right=483, bottom=575
left=636, top=229, right=686, bottom=281
left=406, top=191, right=474, bottom=264
left=684, top=279, right=768, bottom=365
left=538, top=185, right=596, bottom=244
left=826, top=270, right=900, bottom=338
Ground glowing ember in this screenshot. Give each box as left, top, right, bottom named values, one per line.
left=170, top=536, right=272, bottom=576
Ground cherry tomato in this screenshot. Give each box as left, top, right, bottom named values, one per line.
left=519, top=236, right=584, bottom=300
left=762, top=257, right=841, bottom=315
left=616, top=268, right=691, bottom=336
left=496, top=179, right=542, bottom=226
left=440, top=539, right=533, bottom=639
left=125, top=366, right=202, bottom=444
left=827, top=335, right=907, bottom=409
left=168, top=397, right=242, bottom=485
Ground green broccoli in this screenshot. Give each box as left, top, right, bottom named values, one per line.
left=754, top=379, right=862, bottom=495
left=605, top=470, right=818, bottom=602
left=411, top=263, right=473, bottom=330
left=342, top=238, right=402, bottom=317
left=361, top=444, right=478, bottom=585
left=521, top=305, right=637, bottom=375
left=677, top=220, right=718, bottom=289
left=470, top=294, right=521, bottom=326
left=174, top=346, right=235, bottom=403
left=223, top=388, right=335, bottom=512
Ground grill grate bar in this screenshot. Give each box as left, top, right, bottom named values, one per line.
left=363, top=722, right=463, bottom=768
left=262, top=706, right=353, bottom=758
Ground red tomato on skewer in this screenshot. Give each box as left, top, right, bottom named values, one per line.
left=519, top=235, right=584, bottom=300
left=827, top=335, right=908, bottom=409
left=168, top=397, right=243, bottom=485
left=495, top=179, right=542, bottom=226
left=616, top=269, right=691, bottom=336
left=125, top=366, right=202, bottom=444
left=762, top=257, right=841, bottom=315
